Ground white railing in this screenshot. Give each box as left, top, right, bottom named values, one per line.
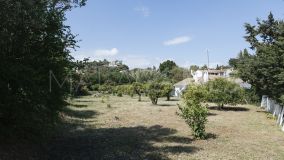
left=261, top=95, right=284, bottom=131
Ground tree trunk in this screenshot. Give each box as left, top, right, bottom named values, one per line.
left=218, top=104, right=224, bottom=110
left=138, top=94, right=141, bottom=101
left=167, top=95, right=170, bottom=101
left=152, top=98, right=158, bottom=105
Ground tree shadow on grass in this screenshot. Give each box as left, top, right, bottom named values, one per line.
left=208, top=106, right=249, bottom=112
left=43, top=125, right=199, bottom=160
left=169, top=99, right=180, bottom=101
left=206, top=133, right=218, bottom=139
left=208, top=112, right=218, bottom=116
left=69, top=104, right=88, bottom=108
left=63, top=107, right=99, bottom=119
left=1, top=108, right=201, bottom=160
left=158, top=104, right=177, bottom=107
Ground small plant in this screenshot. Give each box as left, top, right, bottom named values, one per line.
left=179, top=102, right=208, bottom=139
left=101, top=95, right=110, bottom=103
left=107, top=104, right=111, bottom=108
left=117, top=92, right=123, bottom=97
left=179, top=85, right=208, bottom=139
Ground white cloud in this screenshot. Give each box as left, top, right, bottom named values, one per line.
left=95, top=48, right=119, bottom=57
left=134, top=6, right=150, bottom=17
left=163, top=36, right=191, bottom=46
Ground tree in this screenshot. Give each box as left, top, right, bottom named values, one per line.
left=170, top=67, right=190, bottom=83
left=162, top=83, right=174, bottom=101
left=200, top=65, right=208, bottom=70
left=148, top=82, right=163, bottom=105
left=0, top=0, right=86, bottom=138
left=206, top=78, right=245, bottom=109
left=179, top=85, right=208, bottom=139
left=130, top=68, right=163, bottom=83
left=237, top=13, right=284, bottom=104
left=159, top=60, right=177, bottom=76
left=189, top=65, right=199, bottom=72
left=132, top=82, right=144, bottom=101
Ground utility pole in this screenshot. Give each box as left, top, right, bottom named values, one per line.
left=207, top=49, right=209, bottom=70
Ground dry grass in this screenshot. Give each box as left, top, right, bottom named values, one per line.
left=48, top=95, right=284, bottom=160
left=3, top=95, right=283, bottom=159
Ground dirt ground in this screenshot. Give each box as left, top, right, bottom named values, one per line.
left=43, top=95, right=284, bottom=160
left=2, top=95, right=284, bottom=160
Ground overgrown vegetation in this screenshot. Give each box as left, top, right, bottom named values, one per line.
left=0, top=0, right=86, bottom=139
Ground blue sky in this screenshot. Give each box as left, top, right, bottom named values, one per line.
left=66, top=0, right=284, bottom=68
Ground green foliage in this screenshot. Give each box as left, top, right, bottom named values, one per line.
left=161, top=83, right=174, bottom=101
left=243, top=88, right=260, bottom=105
left=117, top=92, right=123, bottom=97
left=0, top=0, right=85, bottom=139
left=132, top=82, right=144, bottom=101
left=130, top=68, right=164, bottom=83
left=189, top=65, right=199, bottom=72
left=148, top=82, right=163, bottom=105
left=159, top=60, right=177, bottom=76
left=206, top=78, right=245, bottom=109
left=90, top=84, right=100, bottom=91
left=179, top=85, right=208, bottom=139
left=200, top=65, right=208, bottom=70
left=169, top=67, right=191, bottom=83
left=236, top=13, right=284, bottom=103
left=98, top=84, right=113, bottom=94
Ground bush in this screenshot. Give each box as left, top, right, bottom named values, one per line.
left=179, top=85, right=208, bottom=139
left=148, top=82, right=163, bottom=105
left=206, top=78, right=245, bottom=109
left=90, top=84, right=100, bottom=91
left=132, top=82, right=144, bottom=101
left=98, top=84, right=113, bottom=94
left=161, top=82, right=174, bottom=101
left=117, top=92, right=123, bottom=97
left=0, top=0, right=85, bottom=139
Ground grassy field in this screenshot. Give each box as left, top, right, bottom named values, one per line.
left=3, top=95, right=284, bottom=160
left=40, top=95, right=284, bottom=160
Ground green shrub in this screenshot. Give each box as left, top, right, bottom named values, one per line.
left=90, top=84, right=100, bottom=91
left=161, top=82, right=174, bottom=101
left=148, top=82, right=163, bottom=105
left=117, top=92, right=123, bottom=97
left=179, top=85, right=208, bottom=139
left=206, top=78, right=245, bottom=109
left=132, top=82, right=144, bottom=101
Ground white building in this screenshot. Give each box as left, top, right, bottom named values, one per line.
left=191, top=69, right=233, bottom=83
left=173, top=78, right=194, bottom=97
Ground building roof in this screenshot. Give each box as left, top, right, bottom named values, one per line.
left=174, top=78, right=194, bottom=87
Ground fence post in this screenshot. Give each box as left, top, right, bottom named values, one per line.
left=279, top=106, right=284, bottom=127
